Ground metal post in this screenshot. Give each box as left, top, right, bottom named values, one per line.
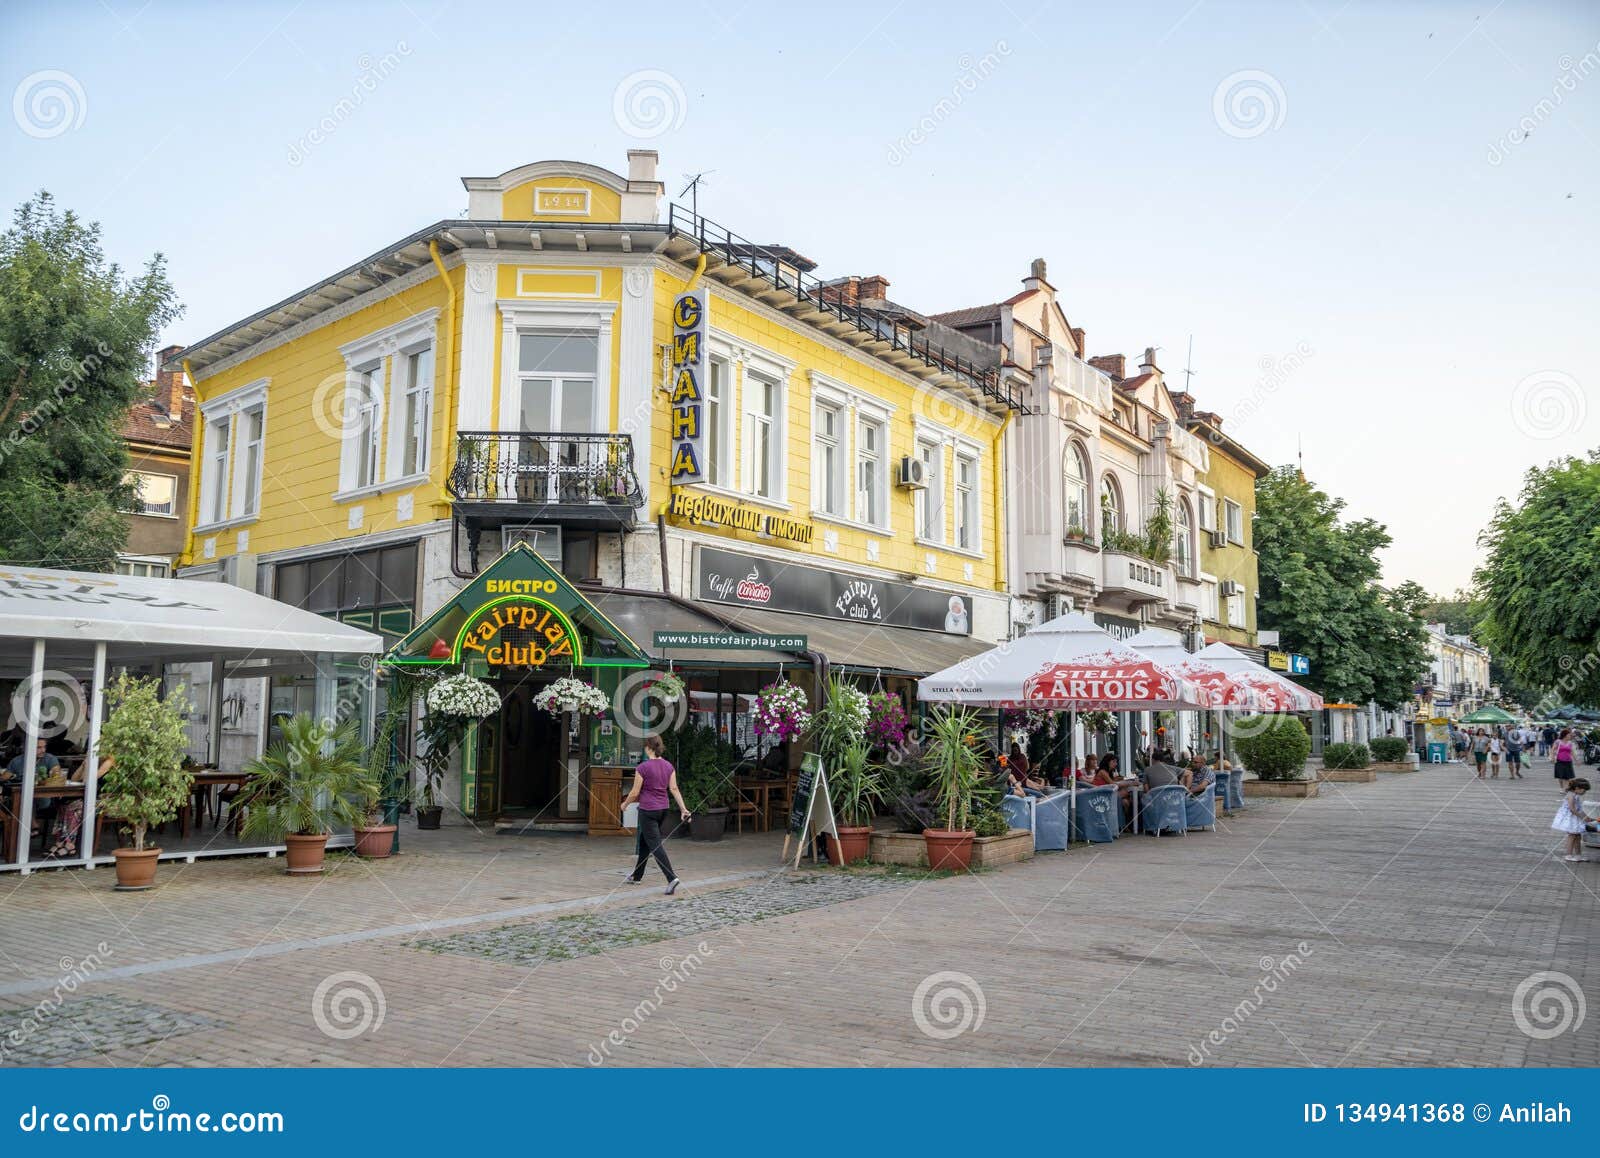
left=14, top=638, right=45, bottom=867
left=80, top=642, right=106, bottom=866
left=208, top=653, right=226, bottom=766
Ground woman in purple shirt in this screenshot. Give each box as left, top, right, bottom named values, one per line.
left=620, top=735, right=691, bottom=894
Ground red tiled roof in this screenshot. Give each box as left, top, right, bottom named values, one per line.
left=928, top=303, right=1002, bottom=328
left=1115, top=372, right=1154, bottom=391
left=122, top=373, right=194, bottom=452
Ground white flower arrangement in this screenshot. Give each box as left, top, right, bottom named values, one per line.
left=754, top=679, right=811, bottom=741
left=834, top=684, right=870, bottom=741
left=533, top=677, right=611, bottom=717
left=651, top=671, right=686, bottom=701
left=425, top=673, right=500, bottom=719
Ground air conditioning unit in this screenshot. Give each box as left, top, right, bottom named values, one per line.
left=1208, top=529, right=1229, bottom=549
left=1046, top=593, right=1073, bottom=620
left=503, top=524, right=562, bottom=563
left=1219, top=579, right=1242, bottom=597
left=897, top=456, right=928, bottom=489
left=219, top=552, right=257, bottom=591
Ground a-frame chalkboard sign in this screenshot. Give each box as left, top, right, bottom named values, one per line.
left=780, top=752, right=839, bottom=867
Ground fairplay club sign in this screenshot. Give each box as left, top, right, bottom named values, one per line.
left=457, top=599, right=576, bottom=667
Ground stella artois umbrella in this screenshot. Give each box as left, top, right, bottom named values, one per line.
left=1126, top=629, right=1266, bottom=711
left=1192, top=641, right=1324, bottom=713
left=919, top=613, right=1211, bottom=827
left=918, top=612, right=1209, bottom=711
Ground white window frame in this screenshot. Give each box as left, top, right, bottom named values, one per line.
left=1174, top=497, right=1195, bottom=578
left=126, top=470, right=179, bottom=518
left=1063, top=441, right=1091, bottom=537
left=337, top=309, right=442, bottom=500
left=1226, top=583, right=1247, bottom=626
left=232, top=401, right=265, bottom=518
left=496, top=303, right=612, bottom=435
left=743, top=367, right=781, bottom=500
left=703, top=349, right=734, bottom=489
left=1200, top=573, right=1220, bottom=623
left=855, top=410, right=889, bottom=530
left=812, top=394, right=847, bottom=518
left=914, top=435, right=945, bottom=545
left=737, top=347, right=792, bottom=503
left=115, top=555, right=171, bottom=578
left=1197, top=488, right=1217, bottom=532
left=195, top=378, right=268, bottom=532
left=953, top=447, right=979, bottom=553
left=1224, top=498, right=1244, bottom=545
left=391, top=341, right=435, bottom=479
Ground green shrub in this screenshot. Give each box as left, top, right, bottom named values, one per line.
left=973, top=808, right=1010, bottom=838
left=1369, top=737, right=1409, bottom=763
left=1232, top=715, right=1311, bottom=780
left=1322, top=742, right=1370, bottom=770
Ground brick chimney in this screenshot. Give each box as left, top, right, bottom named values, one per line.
left=155, top=344, right=187, bottom=419
left=1069, top=327, right=1085, bottom=358
left=1089, top=354, right=1126, bottom=380
left=1023, top=257, right=1049, bottom=292
left=819, top=277, right=860, bottom=307
left=856, top=274, right=890, bottom=302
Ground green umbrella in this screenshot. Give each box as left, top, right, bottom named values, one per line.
left=1459, top=706, right=1516, bottom=724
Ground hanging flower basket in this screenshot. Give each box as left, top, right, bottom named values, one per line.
left=425, top=673, right=500, bottom=719
left=864, top=692, right=909, bottom=750
left=533, top=677, right=611, bottom=717
left=651, top=671, right=686, bottom=701
left=753, top=679, right=811, bottom=742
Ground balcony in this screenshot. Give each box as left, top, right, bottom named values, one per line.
left=1100, top=550, right=1169, bottom=606
left=448, top=430, right=644, bottom=533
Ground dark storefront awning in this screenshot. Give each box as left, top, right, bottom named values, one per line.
left=709, top=603, right=990, bottom=677
left=587, top=591, right=803, bottom=667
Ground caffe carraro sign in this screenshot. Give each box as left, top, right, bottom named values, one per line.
left=665, top=490, right=814, bottom=546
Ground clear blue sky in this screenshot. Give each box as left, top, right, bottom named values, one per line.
left=4, top=0, right=1597, bottom=595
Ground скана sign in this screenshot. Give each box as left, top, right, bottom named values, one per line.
left=667, top=288, right=708, bottom=484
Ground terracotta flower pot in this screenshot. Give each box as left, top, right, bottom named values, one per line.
left=111, top=847, right=160, bottom=891
left=284, top=832, right=330, bottom=875
left=923, top=829, right=976, bottom=872
left=353, top=824, right=397, bottom=859
left=829, top=825, right=873, bottom=866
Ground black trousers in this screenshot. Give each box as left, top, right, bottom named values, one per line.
left=631, top=808, right=676, bottom=882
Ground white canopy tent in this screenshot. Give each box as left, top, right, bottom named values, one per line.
left=918, top=612, right=1213, bottom=823
left=1193, top=641, right=1324, bottom=712
left=0, top=566, right=384, bottom=872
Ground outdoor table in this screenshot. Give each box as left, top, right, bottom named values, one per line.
left=190, top=770, right=251, bottom=827
left=1, top=781, right=86, bottom=862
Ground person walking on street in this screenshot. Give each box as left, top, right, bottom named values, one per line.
left=1541, top=724, right=1556, bottom=758
left=1486, top=730, right=1505, bottom=778
left=1505, top=727, right=1525, bottom=779
left=1552, top=777, right=1593, bottom=862
left=1553, top=728, right=1578, bottom=785
left=620, top=735, right=691, bottom=894
left=1472, top=729, right=1490, bottom=778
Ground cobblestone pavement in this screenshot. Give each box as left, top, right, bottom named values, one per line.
left=0, top=760, right=1596, bottom=1067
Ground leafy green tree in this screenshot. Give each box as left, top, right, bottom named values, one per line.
left=1254, top=467, right=1430, bottom=706
left=0, top=192, right=180, bottom=569
left=1423, top=589, right=1483, bottom=636
left=96, top=673, right=192, bottom=851
left=1475, top=453, right=1600, bottom=707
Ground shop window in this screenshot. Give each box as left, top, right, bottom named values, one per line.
left=378, top=545, right=417, bottom=606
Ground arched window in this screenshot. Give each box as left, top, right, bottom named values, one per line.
left=1100, top=474, right=1123, bottom=540
left=1062, top=442, right=1090, bottom=537
left=1175, top=499, right=1194, bottom=577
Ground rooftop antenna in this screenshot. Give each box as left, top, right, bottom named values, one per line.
left=1182, top=335, right=1197, bottom=392
left=679, top=170, right=714, bottom=220
left=1297, top=435, right=1305, bottom=479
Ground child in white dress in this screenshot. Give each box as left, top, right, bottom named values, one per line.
left=1551, top=777, right=1593, bottom=862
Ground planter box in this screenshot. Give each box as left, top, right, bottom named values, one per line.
left=1319, top=767, right=1377, bottom=783
left=868, top=829, right=1034, bottom=869
left=1242, top=778, right=1321, bottom=799
left=970, top=829, right=1034, bottom=868
left=1371, top=761, right=1417, bottom=773
left=870, top=832, right=927, bottom=867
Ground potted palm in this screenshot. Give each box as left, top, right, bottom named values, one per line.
left=353, top=681, right=417, bottom=858
left=235, top=715, right=371, bottom=874
left=829, top=739, right=882, bottom=864
left=806, top=676, right=872, bottom=864
left=921, top=705, right=988, bottom=872
left=96, top=673, right=193, bottom=891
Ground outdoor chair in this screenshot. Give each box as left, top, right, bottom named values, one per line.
left=1217, top=768, right=1245, bottom=811
left=1001, top=790, right=1071, bottom=851
left=1184, top=781, right=1217, bottom=831
left=1070, top=783, right=1121, bottom=844
left=1141, top=783, right=1189, bottom=836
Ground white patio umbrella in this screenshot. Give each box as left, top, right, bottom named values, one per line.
left=919, top=612, right=1211, bottom=822
left=1192, top=641, right=1324, bottom=712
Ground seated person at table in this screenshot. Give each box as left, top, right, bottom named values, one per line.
left=1142, top=748, right=1193, bottom=792
left=3, top=737, right=59, bottom=781
left=1186, top=757, right=1216, bottom=797
left=1007, top=745, right=1050, bottom=795
left=1006, top=767, right=1045, bottom=798
left=43, top=755, right=101, bottom=860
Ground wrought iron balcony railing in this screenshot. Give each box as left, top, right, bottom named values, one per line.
left=665, top=204, right=1029, bottom=414
left=447, top=431, right=645, bottom=509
